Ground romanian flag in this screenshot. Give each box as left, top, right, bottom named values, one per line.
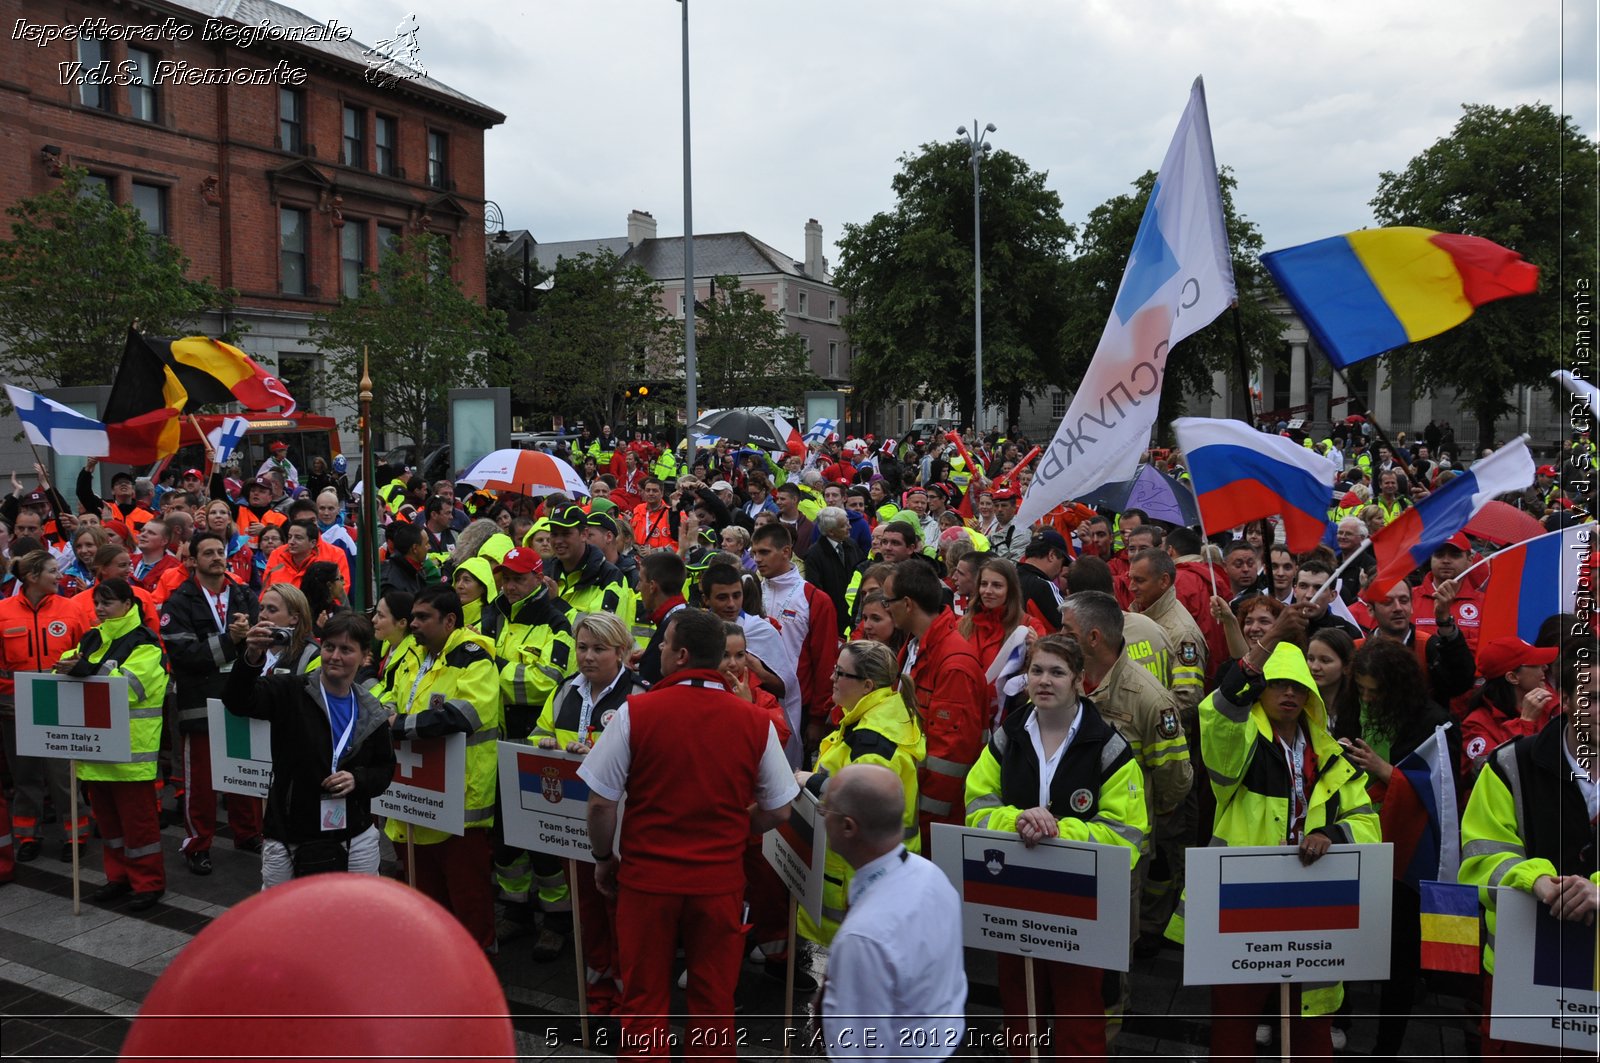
left=1533, top=903, right=1600, bottom=991
left=962, top=837, right=1098, bottom=921
left=1364, top=436, right=1535, bottom=602
left=1419, top=880, right=1480, bottom=974
left=1217, top=851, right=1362, bottom=933
left=1477, top=526, right=1597, bottom=644
left=1174, top=417, right=1339, bottom=553
left=1262, top=226, right=1539, bottom=369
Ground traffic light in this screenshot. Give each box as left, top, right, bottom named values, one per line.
left=638, top=385, right=649, bottom=397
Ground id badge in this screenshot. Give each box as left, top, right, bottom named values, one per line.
left=319, top=798, right=348, bottom=832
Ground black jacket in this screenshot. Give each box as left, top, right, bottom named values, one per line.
left=990, top=697, right=1133, bottom=821
left=161, top=576, right=259, bottom=734
left=804, top=536, right=861, bottom=638
left=1017, top=560, right=1063, bottom=631
left=380, top=556, right=424, bottom=597
left=223, top=665, right=396, bottom=844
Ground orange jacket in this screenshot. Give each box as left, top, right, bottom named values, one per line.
left=260, top=539, right=351, bottom=590
left=630, top=502, right=676, bottom=552
left=0, top=592, right=88, bottom=704
left=901, top=608, right=988, bottom=839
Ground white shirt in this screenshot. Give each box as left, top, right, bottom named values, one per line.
left=823, top=847, right=967, bottom=1061
left=574, top=670, right=626, bottom=738
left=1025, top=708, right=1082, bottom=809
left=1562, top=732, right=1600, bottom=821
left=578, top=701, right=798, bottom=811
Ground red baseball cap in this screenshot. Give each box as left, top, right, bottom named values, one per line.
left=1537, top=464, right=1558, bottom=477
left=182, top=468, right=203, bottom=480
left=993, top=487, right=1021, bottom=503
left=270, top=442, right=289, bottom=453
left=1477, top=636, right=1557, bottom=680
left=496, top=547, right=543, bottom=576
left=1437, top=532, right=1471, bottom=553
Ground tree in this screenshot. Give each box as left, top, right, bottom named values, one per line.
left=833, top=141, right=1076, bottom=429
left=1060, top=167, right=1282, bottom=431
left=311, top=233, right=511, bottom=449
left=693, top=275, right=819, bottom=412
left=0, top=168, right=233, bottom=389
left=1370, top=103, right=1598, bottom=450
left=507, top=248, right=673, bottom=429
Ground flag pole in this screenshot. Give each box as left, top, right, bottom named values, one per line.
left=784, top=894, right=798, bottom=1058
left=69, top=759, right=80, bottom=916
left=1327, top=360, right=1405, bottom=460
left=405, top=823, right=416, bottom=888
left=1023, top=955, right=1039, bottom=1062
left=568, top=857, right=590, bottom=1051
left=1323, top=537, right=1372, bottom=593
left=1230, top=304, right=1254, bottom=426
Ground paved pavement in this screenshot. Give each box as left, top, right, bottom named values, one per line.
left=0, top=813, right=1485, bottom=1061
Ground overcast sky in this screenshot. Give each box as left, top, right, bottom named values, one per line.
left=305, top=0, right=1596, bottom=269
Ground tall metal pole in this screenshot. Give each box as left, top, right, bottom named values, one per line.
left=681, top=0, right=698, bottom=449
left=359, top=349, right=378, bottom=609
left=960, top=121, right=995, bottom=435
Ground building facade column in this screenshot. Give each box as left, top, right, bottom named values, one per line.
left=1211, top=370, right=1229, bottom=419
left=1373, top=361, right=1394, bottom=427
left=1331, top=366, right=1348, bottom=421
left=1289, top=342, right=1308, bottom=414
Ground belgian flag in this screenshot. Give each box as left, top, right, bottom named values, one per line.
left=111, top=331, right=296, bottom=416
left=101, top=331, right=188, bottom=461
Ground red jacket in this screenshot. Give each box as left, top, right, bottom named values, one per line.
left=1412, top=572, right=1486, bottom=652
left=901, top=609, right=988, bottom=838
left=615, top=669, right=775, bottom=894
left=131, top=551, right=182, bottom=594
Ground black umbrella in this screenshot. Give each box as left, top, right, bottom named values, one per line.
left=690, top=409, right=786, bottom=452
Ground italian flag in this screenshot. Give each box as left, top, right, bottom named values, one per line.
left=31, top=678, right=112, bottom=728
left=223, top=711, right=270, bottom=761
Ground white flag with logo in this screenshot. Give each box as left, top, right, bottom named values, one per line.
left=1017, top=78, right=1236, bottom=530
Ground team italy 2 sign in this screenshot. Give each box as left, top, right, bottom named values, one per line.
left=15, top=673, right=131, bottom=763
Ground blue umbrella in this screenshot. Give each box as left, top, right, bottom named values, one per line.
left=1077, top=464, right=1199, bottom=527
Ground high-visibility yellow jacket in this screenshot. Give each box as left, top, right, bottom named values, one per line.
left=65, top=607, right=168, bottom=783
left=493, top=588, right=576, bottom=740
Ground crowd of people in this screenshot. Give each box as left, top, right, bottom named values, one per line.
left=0, top=413, right=1594, bottom=1060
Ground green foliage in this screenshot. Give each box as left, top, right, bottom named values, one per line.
left=1061, top=167, right=1281, bottom=431
left=834, top=141, right=1076, bottom=428
left=692, top=275, right=819, bottom=412
left=311, top=232, right=511, bottom=448
left=1369, top=103, right=1598, bottom=449
left=0, top=168, right=234, bottom=390
left=508, top=248, right=673, bottom=428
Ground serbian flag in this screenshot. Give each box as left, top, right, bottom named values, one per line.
left=1477, top=525, right=1597, bottom=644
left=1217, top=851, right=1361, bottom=933
left=1363, top=436, right=1535, bottom=601
left=1419, top=880, right=1480, bottom=974
left=516, top=750, right=589, bottom=812
left=962, top=837, right=1099, bottom=921
left=1379, top=723, right=1460, bottom=890
left=1174, top=417, right=1339, bottom=552
left=1262, top=227, right=1539, bottom=369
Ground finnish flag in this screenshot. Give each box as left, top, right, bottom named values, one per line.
left=207, top=416, right=250, bottom=465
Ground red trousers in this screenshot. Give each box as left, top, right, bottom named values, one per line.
left=398, top=827, right=496, bottom=950
left=615, top=885, right=744, bottom=1059
left=996, top=953, right=1105, bottom=1060
left=743, top=843, right=790, bottom=958
left=1209, top=983, right=1330, bottom=1059
left=573, top=861, right=621, bottom=1014
left=180, top=733, right=262, bottom=854
left=86, top=780, right=166, bottom=893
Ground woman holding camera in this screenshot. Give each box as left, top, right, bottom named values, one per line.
left=223, top=610, right=396, bottom=888
left=256, top=584, right=320, bottom=676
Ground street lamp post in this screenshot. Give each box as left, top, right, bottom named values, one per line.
left=680, top=0, right=699, bottom=449
left=958, top=121, right=995, bottom=435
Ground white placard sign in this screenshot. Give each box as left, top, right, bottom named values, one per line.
left=761, top=788, right=825, bottom=923
left=206, top=698, right=270, bottom=797
left=375, top=732, right=466, bottom=835
left=1488, top=887, right=1600, bottom=1051
left=1183, top=844, right=1393, bottom=985
left=497, top=742, right=617, bottom=864
left=15, top=672, right=131, bottom=763
left=930, top=824, right=1134, bottom=971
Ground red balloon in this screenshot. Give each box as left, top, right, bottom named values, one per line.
left=122, top=875, right=514, bottom=1062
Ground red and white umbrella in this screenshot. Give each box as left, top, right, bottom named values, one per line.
left=460, top=449, right=588, bottom=498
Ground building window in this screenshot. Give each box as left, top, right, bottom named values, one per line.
left=375, top=115, right=397, bottom=175
left=341, top=220, right=367, bottom=297
left=1051, top=390, right=1067, bottom=420
left=378, top=224, right=403, bottom=259
left=827, top=341, right=838, bottom=378
left=797, top=291, right=808, bottom=317
left=279, top=89, right=304, bottom=153
left=677, top=293, right=686, bottom=317
left=77, top=39, right=109, bottom=110
left=79, top=174, right=113, bottom=200
left=427, top=131, right=448, bottom=188
left=280, top=208, right=308, bottom=295
left=127, top=48, right=157, bottom=122
left=828, top=298, right=837, bottom=321
left=342, top=106, right=365, bottom=168
left=131, top=183, right=167, bottom=235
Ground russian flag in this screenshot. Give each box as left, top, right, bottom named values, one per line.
left=1363, top=436, right=1535, bottom=601
left=1217, top=851, right=1362, bottom=933
left=1173, top=417, right=1339, bottom=553
left=1379, top=724, right=1459, bottom=890
left=517, top=751, right=589, bottom=811
left=1477, top=525, right=1596, bottom=644
left=961, top=836, right=1098, bottom=921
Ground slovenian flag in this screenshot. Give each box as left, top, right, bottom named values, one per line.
left=516, top=751, right=589, bottom=811
left=1419, top=880, right=1480, bottom=974
left=1218, top=851, right=1361, bottom=933
left=222, top=710, right=269, bottom=762
left=30, top=677, right=112, bottom=728
left=393, top=736, right=448, bottom=793
left=1533, top=904, right=1600, bottom=991
left=1364, top=436, right=1536, bottom=601
left=962, top=837, right=1098, bottom=921
left=1380, top=724, right=1460, bottom=890
left=1174, top=417, right=1340, bottom=553
left=1262, top=227, right=1539, bottom=369
left=1477, top=525, right=1596, bottom=644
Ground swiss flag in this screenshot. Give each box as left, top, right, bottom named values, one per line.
left=393, top=736, right=448, bottom=793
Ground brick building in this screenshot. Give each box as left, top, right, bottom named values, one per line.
left=0, top=0, right=503, bottom=460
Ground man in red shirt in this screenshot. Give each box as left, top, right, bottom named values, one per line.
left=1412, top=533, right=1485, bottom=651
left=580, top=608, right=797, bottom=1057
left=130, top=519, right=181, bottom=593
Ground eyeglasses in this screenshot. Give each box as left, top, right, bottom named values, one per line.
left=817, top=805, right=852, bottom=822
left=881, top=595, right=905, bottom=606
left=832, top=667, right=866, bottom=681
